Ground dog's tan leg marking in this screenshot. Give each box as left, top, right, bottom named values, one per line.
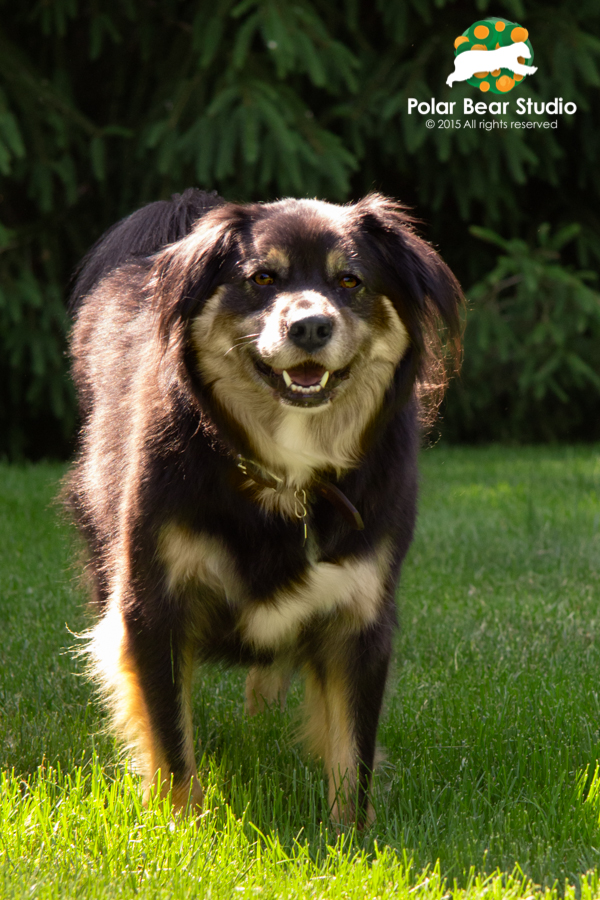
left=302, top=666, right=370, bottom=826
left=89, top=602, right=202, bottom=814
left=245, top=665, right=292, bottom=715
left=89, top=603, right=159, bottom=773
left=142, top=646, right=202, bottom=814
left=119, top=643, right=202, bottom=814
left=170, top=776, right=203, bottom=814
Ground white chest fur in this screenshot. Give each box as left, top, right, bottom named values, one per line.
left=159, top=524, right=390, bottom=649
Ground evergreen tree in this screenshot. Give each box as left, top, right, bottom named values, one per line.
left=1, top=1, right=599, bottom=455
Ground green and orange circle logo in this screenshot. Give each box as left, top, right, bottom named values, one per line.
left=452, top=18, right=534, bottom=94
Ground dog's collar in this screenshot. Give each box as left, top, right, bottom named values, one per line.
left=235, top=455, right=364, bottom=531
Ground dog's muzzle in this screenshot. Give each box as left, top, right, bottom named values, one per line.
left=252, top=312, right=350, bottom=407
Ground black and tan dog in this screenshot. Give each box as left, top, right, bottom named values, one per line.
left=67, top=189, right=462, bottom=824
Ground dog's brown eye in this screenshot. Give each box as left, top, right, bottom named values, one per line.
left=253, top=272, right=274, bottom=286
left=339, top=274, right=360, bottom=289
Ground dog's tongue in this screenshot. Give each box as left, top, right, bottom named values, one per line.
left=275, top=364, right=326, bottom=386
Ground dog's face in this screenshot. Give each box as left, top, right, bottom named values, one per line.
left=157, top=194, right=461, bottom=471
left=190, top=200, right=413, bottom=415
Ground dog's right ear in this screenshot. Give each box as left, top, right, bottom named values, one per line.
left=154, top=204, right=248, bottom=341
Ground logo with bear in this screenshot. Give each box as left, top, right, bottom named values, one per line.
left=447, top=18, right=536, bottom=94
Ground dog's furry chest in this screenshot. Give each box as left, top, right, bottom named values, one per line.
left=159, top=522, right=389, bottom=651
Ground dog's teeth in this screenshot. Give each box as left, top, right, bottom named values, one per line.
left=290, top=383, right=325, bottom=393
left=284, top=371, right=330, bottom=394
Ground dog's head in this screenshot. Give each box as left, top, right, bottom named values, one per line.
left=155, top=194, right=462, bottom=467
left=511, top=42, right=531, bottom=59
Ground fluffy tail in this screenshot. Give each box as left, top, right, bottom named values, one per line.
left=70, top=188, right=224, bottom=311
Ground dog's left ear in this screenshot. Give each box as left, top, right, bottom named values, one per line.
left=154, top=204, right=248, bottom=340
left=352, top=194, right=463, bottom=359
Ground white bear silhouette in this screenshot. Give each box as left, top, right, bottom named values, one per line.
left=446, top=42, right=537, bottom=87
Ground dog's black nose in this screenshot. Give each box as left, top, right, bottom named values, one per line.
left=287, top=316, right=333, bottom=352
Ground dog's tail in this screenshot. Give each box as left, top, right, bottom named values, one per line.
left=70, top=188, right=224, bottom=311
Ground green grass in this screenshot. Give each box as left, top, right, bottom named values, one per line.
left=1, top=447, right=600, bottom=898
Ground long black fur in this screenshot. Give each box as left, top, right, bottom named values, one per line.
left=70, top=188, right=224, bottom=310
left=67, top=188, right=462, bottom=823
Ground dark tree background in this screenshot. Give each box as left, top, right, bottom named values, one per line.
left=1, top=0, right=599, bottom=458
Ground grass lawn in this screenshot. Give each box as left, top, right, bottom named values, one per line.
left=1, top=445, right=599, bottom=898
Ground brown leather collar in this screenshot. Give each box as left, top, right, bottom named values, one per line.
left=236, top=455, right=364, bottom=531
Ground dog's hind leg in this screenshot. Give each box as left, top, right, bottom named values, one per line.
left=90, top=600, right=202, bottom=814
left=245, top=664, right=292, bottom=715
left=301, top=620, right=392, bottom=827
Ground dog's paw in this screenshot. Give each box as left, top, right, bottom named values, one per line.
left=171, top=778, right=204, bottom=816
left=144, top=771, right=203, bottom=816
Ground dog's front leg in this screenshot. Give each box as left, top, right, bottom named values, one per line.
left=126, top=614, right=201, bottom=812
left=513, top=62, right=538, bottom=76
left=93, top=601, right=201, bottom=814
left=302, top=621, right=392, bottom=827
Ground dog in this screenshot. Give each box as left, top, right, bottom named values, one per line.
left=67, top=189, right=462, bottom=825
left=446, top=42, right=536, bottom=87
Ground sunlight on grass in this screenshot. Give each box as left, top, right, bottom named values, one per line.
left=1, top=447, right=599, bottom=897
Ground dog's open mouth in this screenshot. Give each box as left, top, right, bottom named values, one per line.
left=253, top=358, right=349, bottom=407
